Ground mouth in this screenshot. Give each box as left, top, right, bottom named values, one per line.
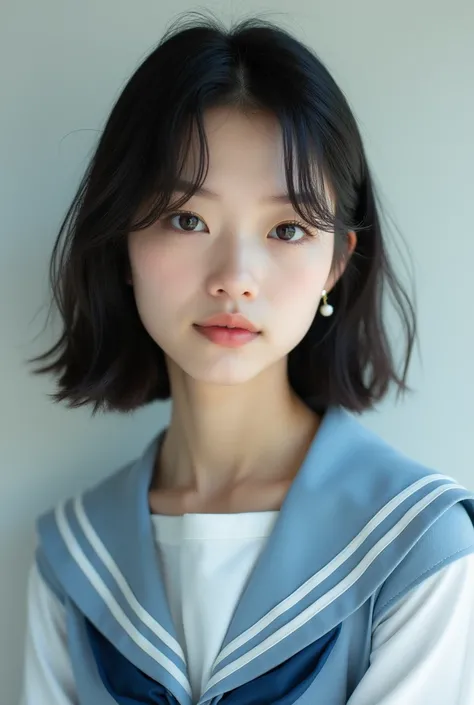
left=195, top=312, right=261, bottom=334
left=193, top=323, right=261, bottom=348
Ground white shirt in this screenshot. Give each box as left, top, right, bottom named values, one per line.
left=152, top=511, right=280, bottom=701
left=20, top=511, right=474, bottom=705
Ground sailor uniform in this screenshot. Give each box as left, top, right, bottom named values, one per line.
left=22, top=406, right=474, bottom=704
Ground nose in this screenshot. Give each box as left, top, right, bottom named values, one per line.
left=205, top=237, right=260, bottom=301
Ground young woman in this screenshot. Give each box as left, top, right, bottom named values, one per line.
left=21, top=13, right=474, bottom=705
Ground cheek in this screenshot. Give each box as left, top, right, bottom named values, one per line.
left=129, top=239, right=197, bottom=308
left=281, top=275, right=321, bottom=330
left=270, top=257, right=329, bottom=316
left=265, top=253, right=331, bottom=350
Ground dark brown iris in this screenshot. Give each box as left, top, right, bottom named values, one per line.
left=179, top=214, right=200, bottom=230
left=276, top=224, right=296, bottom=241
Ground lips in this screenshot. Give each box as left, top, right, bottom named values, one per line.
left=193, top=324, right=260, bottom=348
left=196, top=312, right=260, bottom=333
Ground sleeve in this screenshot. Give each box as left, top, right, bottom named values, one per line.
left=19, top=561, right=78, bottom=705
left=346, top=552, right=474, bottom=705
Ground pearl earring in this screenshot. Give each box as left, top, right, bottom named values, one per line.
left=319, top=289, right=333, bottom=317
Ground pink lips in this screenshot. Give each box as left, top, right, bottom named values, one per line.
left=193, top=312, right=261, bottom=348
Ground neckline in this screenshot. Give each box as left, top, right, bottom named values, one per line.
left=151, top=510, right=280, bottom=541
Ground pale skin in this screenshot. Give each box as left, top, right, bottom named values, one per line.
left=127, top=106, right=357, bottom=515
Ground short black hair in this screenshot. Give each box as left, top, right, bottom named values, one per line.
left=28, top=11, right=416, bottom=415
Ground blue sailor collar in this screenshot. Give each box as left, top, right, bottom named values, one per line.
left=37, top=405, right=474, bottom=705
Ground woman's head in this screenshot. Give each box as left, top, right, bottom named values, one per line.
left=128, top=105, right=356, bottom=392
left=29, top=13, right=415, bottom=414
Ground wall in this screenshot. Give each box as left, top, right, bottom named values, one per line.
left=1, top=0, right=472, bottom=700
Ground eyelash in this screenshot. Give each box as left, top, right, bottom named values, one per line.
left=162, top=210, right=314, bottom=245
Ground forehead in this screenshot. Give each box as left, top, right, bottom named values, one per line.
left=180, top=106, right=288, bottom=195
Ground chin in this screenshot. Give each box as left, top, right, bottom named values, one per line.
left=182, top=357, right=268, bottom=387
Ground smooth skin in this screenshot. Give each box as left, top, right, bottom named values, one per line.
left=127, top=106, right=357, bottom=514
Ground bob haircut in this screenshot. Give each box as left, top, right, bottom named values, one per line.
left=29, top=12, right=416, bottom=415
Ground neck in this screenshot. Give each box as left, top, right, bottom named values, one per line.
left=151, top=357, right=320, bottom=501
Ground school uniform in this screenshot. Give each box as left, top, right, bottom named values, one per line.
left=20, top=406, right=474, bottom=704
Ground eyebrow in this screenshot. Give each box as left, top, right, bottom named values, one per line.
left=173, top=178, right=299, bottom=205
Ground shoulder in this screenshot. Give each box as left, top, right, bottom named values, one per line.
left=373, top=499, right=474, bottom=623
left=328, top=407, right=471, bottom=505
left=35, top=430, right=161, bottom=590
left=373, top=550, right=474, bottom=632
left=317, top=408, right=474, bottom=616
left=37, top=430, right=161, bottom=529
left=346, top=412, right=474, bottom=540
left=36, top=454, right=133, bottom=536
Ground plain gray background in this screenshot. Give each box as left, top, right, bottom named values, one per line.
left=1, top=0, right=473, bottom=700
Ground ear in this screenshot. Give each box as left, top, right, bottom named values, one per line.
left=324, top=230, right=357, bottom=292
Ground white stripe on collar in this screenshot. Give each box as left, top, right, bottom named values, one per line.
left=205, top=475, right=461, bottom=691
left=55, top=499, right=192, bottom=698
left=73, top=495, right=185, bottom=660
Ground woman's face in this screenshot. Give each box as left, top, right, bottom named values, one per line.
left=128, top=106, right=348, bottom=387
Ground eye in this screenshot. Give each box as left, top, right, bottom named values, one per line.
left=268, top=221, right=310, bottom=244
left=167, top=211, right=207, bottom=232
